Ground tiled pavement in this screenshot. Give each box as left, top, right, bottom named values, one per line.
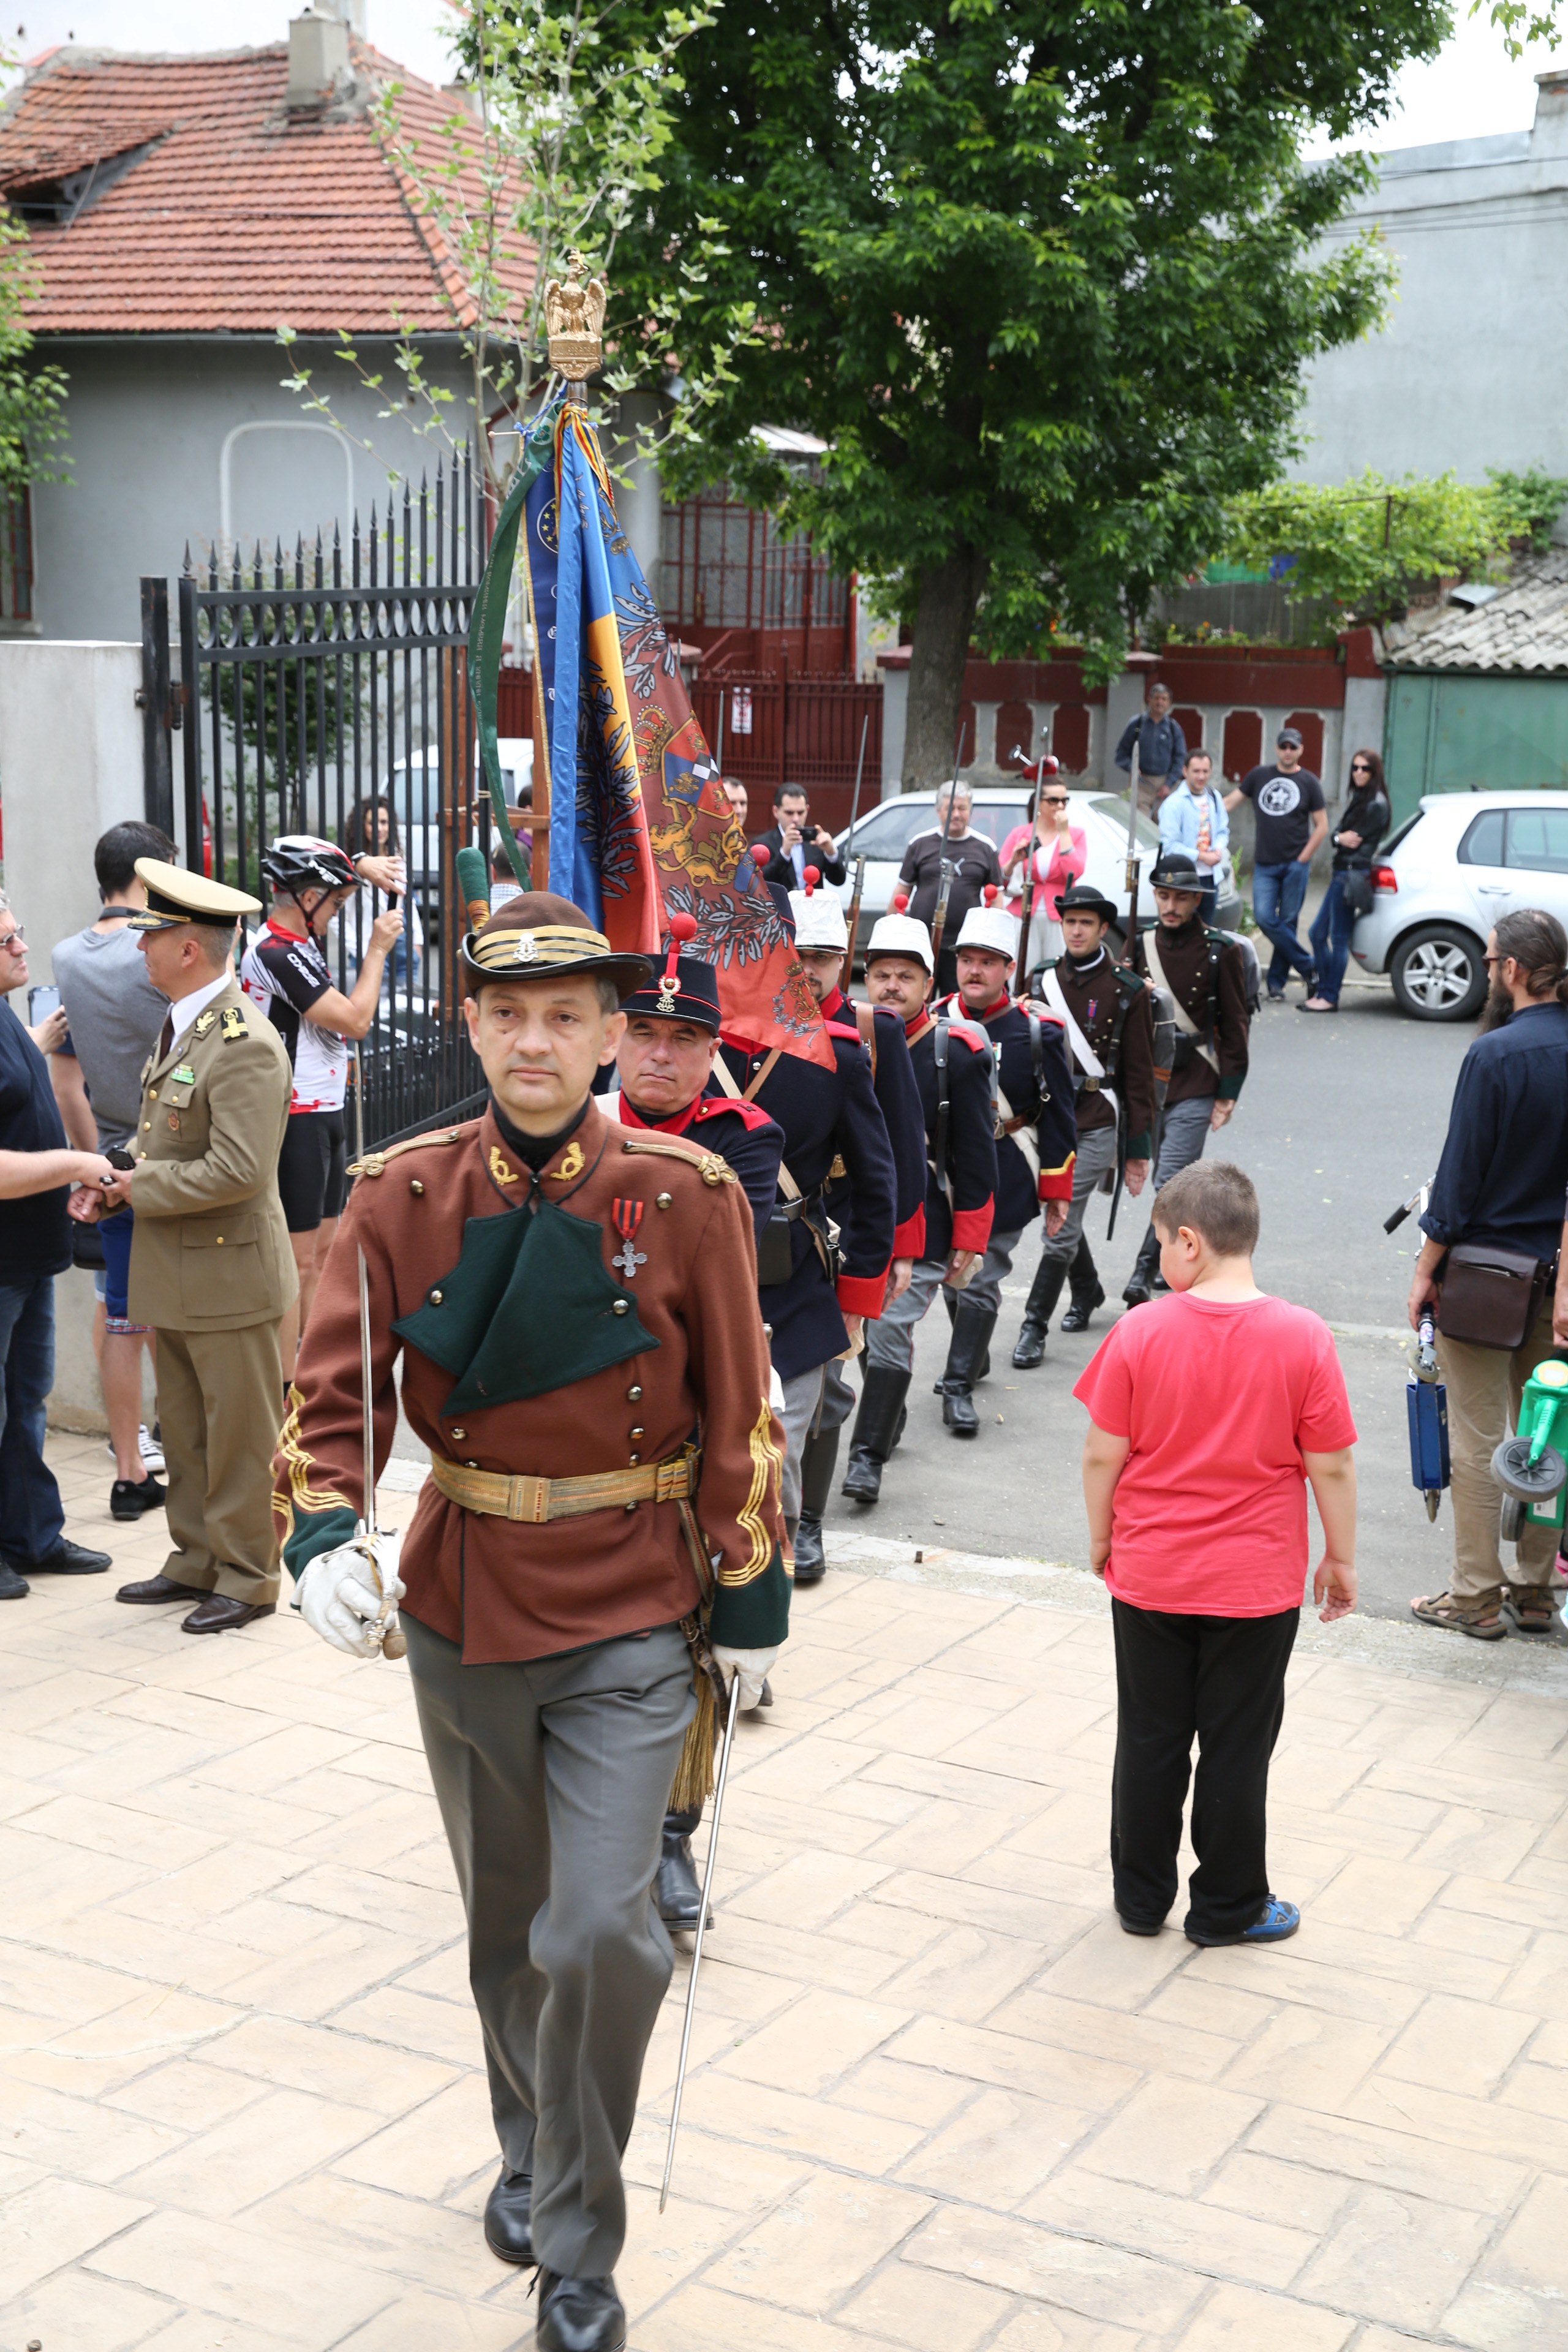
left=4, top=1435, right=1568, bottom=2350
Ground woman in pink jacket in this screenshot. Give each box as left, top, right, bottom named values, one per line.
left=1002, top=772, right=1086, bottom=969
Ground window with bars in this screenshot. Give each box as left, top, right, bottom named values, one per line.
left=0, top=488, right=34, bottom=622
left=660, top=483, right=846, bottom=632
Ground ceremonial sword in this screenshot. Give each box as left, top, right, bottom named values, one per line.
left=356, top=1243, right=406, bottom=1661
left=659, top=1671, right=743, bottom=2212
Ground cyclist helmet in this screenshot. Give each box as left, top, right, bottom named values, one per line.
left=260, top=835, right=358, bottom=900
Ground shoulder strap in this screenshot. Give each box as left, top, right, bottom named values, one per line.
left=854, top=1000, right=878, bottom=1077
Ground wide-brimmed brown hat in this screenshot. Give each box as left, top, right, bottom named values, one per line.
left=461, top=891, right=652, bottom=1000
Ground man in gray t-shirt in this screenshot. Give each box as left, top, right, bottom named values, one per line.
left=51, top=821, right=176, bottom=1518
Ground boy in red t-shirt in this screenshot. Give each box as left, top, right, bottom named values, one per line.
left=1075, top=1160, right=1357, bottom=1946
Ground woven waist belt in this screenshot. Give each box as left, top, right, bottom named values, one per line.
left=429, top=1447, right=699, bottom=1525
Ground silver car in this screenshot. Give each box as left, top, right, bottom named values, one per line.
left=1351, top=791, right=1568, bottom=1020
left=834, top=786, right=1240, bottom=958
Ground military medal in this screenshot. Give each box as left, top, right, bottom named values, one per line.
left=173, top=1063, right=196, bottom=1085
left=611, top=1198, right=647, bottom=1280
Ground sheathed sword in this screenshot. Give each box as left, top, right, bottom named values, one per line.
left=356, top=1243, right=405, bottom=1662
left=660, top=1671, right=742, bottom=2212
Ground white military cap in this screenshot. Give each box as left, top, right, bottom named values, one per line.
left=864, top=909, right=935, bottom=974
left=788, top=885, right=848, bottom=952
left=954, top=901, right=1019, bottom=962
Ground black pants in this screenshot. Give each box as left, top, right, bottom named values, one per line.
left=1110, top=1597, right=1298, bottom=1940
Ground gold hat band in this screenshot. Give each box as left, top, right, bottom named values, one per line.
left=465, top=922, right=613, bottom=972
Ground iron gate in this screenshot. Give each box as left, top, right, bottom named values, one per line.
left=143, top=453, right=497, bottom=1152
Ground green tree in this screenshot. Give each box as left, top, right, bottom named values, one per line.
left=0, top=199, right=67, bottom=495
left=1472, top=0, right=1561, bottom=57
left=1221, top=466, right=1568, bottom=625
left=614, top=0, right=1450, bottom=782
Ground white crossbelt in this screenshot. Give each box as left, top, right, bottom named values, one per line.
left=1144, top=932, right=1219, bottom=1074
left=1039, top=962, right=1118, bottom=1133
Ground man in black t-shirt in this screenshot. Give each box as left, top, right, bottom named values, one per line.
left=0, top=894, right=116, bottom=1594
left=1224, top=727, right=1328, bottom=1000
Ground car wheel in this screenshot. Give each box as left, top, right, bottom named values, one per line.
left=1389, top=924, right=1488, bottom=1022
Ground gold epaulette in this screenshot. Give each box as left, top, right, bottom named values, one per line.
left=348, top=1125, right=473, bottom=1180
left=618, top=1134, right=737, bottom=1188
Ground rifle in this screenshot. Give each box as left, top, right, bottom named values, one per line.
left=1121, top=736, right=1142, bottom=968
left=842, top=714, right=872, bottom=973
left=1018, top=751, right=1060, bottom=988
left=925, top=718, right=968, bottom=1003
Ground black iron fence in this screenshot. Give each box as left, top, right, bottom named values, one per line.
left=143, top=453, right=495, bottom=1151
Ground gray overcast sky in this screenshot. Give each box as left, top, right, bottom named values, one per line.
left=1, top=2, right=1558, bottom=151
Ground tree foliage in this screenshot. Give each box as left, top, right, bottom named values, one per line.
left=612, top=0, right=1451, bottom=778
left=1220, top=466, right=1568, bottom=625
left=0, top=200, right=67, bottom=496
left=1472, top=0, right=1562, bottom=57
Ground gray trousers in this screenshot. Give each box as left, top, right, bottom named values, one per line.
left=960, top=1227, right=1025, bottom=1317
left=1038, top=1123, right=1118, bottom=1267
left=777, top=1362, right=829, bottom=1520
left=1152, top=1092, right=1216, bottom=1192
left=404, top=1614, right=695, bottom=2278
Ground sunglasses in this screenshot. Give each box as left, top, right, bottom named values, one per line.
left=0, top=926, right=25, bottom=953
left=1350, top=760, right=1371, bottom=771
left=1041, top=795, right=1069, bottom=806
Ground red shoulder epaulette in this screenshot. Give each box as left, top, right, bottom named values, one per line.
left=694, top=1096, right=777, bottom=1134
left=824, top=1019, right=865, bottom=1044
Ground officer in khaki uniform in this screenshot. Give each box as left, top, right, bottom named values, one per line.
left=104, top=862, right=296, bottom=1634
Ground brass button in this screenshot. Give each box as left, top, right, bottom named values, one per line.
left=627, top=1384, right=642, bottom=1401
left=429, top=1289, right=443, bottom=1304
left=451, top=1426, right=466, bottom=1441
left=216, top=1236, right=224, bottom=1245
left=612, top=1299, right=629, bottom=1316
left=656, top=1191, right=673, bottom=1209
left=466, top=1459, right=479, bottom=1468
left=410, top=1179, right=424, bottom=1196
left=148, top=1089, right=157, bottom=1099
left=142, top=1122, right=151, bottom=1131
left=630, top=1426, right=644, bottom=1439
left=628, top=1453, right=641, bottom=1465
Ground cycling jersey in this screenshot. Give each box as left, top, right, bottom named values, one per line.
left=240, top=921, right=347, bottom=1113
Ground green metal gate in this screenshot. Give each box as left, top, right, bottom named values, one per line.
left=1384, top=671, right=1568, bottom=822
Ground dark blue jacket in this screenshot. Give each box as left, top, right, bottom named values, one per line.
left=719, top=1028, right=897, bottom=1380
left=1422, top=1002, right=1568, bottom=1264
left=612, top=1088, right=784, bottom=1248
left=821, top=990, right=929, bottom=1260
left=940, top=992, right=1077, bottom=1235
left=1114, top=712, right=1188, bottom=790
left=903, top=1010, right=998, bottom=1264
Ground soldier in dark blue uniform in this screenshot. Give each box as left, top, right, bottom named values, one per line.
left=787, top=878, right=930, bottom=1580
left=935, top=899, right=1076, bottom=1395
left=843, top=910, right=998, bottom=1502
left=715, top=929, right=898, bottom=1569
left=604, top=927, right=788, bottom=1938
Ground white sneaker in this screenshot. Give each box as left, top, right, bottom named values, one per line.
left=107, top=1423, right=165, bottom=1475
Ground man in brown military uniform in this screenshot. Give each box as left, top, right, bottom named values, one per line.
left=91, top=862, right=296, bottom=1634
left=274, top=893, right=790, bottom=2352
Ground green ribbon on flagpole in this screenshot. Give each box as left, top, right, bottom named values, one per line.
left=467, top=405, right=557, bottom=889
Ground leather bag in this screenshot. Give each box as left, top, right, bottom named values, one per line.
left=1437, top=1242, right=1548, bottom=1350
left=1341, top=868, right=1374, bottom=918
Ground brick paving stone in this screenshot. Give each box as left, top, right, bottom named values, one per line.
left=5, top=1430, right=1568, bottom=2347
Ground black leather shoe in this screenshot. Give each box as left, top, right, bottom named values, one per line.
left=1060, top=1282, right=1105, bottom=1334
left=181, top=1594, right=276, bottom=1635
left=0, top=1561, right=27, bottom=1599
left=938, top=1300, right=995, bottom=1437
left=793, top=1510, right=826, bottom=1584
left=111, top=1476, right=167, bottom=1522
left=10, top=1538, right=111, bottom=1575
left=116, top=1573, right=210, bottom=1604
left=655, top=1807, right=710, bottom=1931
left=537, top=2272, right=626, bottom=2352
left=941, top=1386, right=979, bottom=1434
left=1121, top=1276, right=1154, bottom=1307
left=483, top=2166, right=533, bottom=2264
left=1012, top=1258, right=1066, bottom=1368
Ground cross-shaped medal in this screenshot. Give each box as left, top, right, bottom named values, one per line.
left=613, top=1233, right=647, bottom=1280
left=611, top=1197, right=647, bottom=1280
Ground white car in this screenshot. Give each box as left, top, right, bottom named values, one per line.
left=833, top=785, right=1238, bottom=958
left=385, top=737, right=533, bottom=892
left=1351, top=790, right=1568, bottom=1020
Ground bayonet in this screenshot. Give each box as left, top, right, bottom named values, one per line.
left=356, top=1242, right=405, bottom=1662
left=660, top=1672, right=742, bottom=2212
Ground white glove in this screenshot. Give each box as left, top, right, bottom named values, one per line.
left=767, top=1363, right=785, bottom=1415
left=712, top=1643, right=779, bottom=1711
left=297, top=1533, right=405, bottom=1659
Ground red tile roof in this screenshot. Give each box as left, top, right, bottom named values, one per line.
left=0, top=40, right=535, bottom=336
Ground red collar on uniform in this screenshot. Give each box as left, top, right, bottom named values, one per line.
left=616, top=1091, right=698, bottom=1136
left=821, top=988, right=850, bottom=1022
left=904, top=1011, right=935, bottom=1046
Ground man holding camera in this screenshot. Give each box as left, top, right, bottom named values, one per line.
left=750, top=783, right=846, bottom=891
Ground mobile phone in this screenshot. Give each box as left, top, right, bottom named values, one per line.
left=28, top=984, right=60, bottom=1025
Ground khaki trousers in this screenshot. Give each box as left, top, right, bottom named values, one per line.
left=154, top=1319, right=284, bottom=1604
left=1437, top=1292, right=1560, bottom=1602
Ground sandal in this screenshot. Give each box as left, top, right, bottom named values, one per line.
left=1505, top=1589, right=1559, bottom=1635
left=1299, top=997, right=1338, bottom=1013
left=1411, top=1589, right=1508, bottom=1640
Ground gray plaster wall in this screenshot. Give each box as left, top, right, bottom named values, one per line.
left=1297, top=75, right=1568, bottom=487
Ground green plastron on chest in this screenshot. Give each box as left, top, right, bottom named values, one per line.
left=391, top=1198, right=658, bottom=1414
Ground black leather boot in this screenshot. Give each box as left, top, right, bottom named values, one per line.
left=1012, top=1256, right=1066, bottom=1369
left=842, top=1367, right=912, bottom=1504
left=483, top=2165, right=533, bottom=2264
left=537, top=2270, right=627, bottom=2351
left=936, top=1284, right=989, bottom=1387
left=793, top=1424, right=839, bottom=1585
left=1060, top=1236, right=1106, bottom=1333
left=940, top=1300, right=997, bottom=1436
left=1122, top=1224, right=1163, bottom=1307
left=655, top=1803, right=709, bottom=1931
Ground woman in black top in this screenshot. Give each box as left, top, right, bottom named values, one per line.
left=1303, top=748, right=1390, bottom=1013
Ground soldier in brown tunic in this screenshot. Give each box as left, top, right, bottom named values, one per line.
left=1123, top=851, right=1251, bottom=1306
left=273, top=894, right=789, bottom=2352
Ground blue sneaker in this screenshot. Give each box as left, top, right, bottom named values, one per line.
left=1187, top=1894, right=1300, bottom=1948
